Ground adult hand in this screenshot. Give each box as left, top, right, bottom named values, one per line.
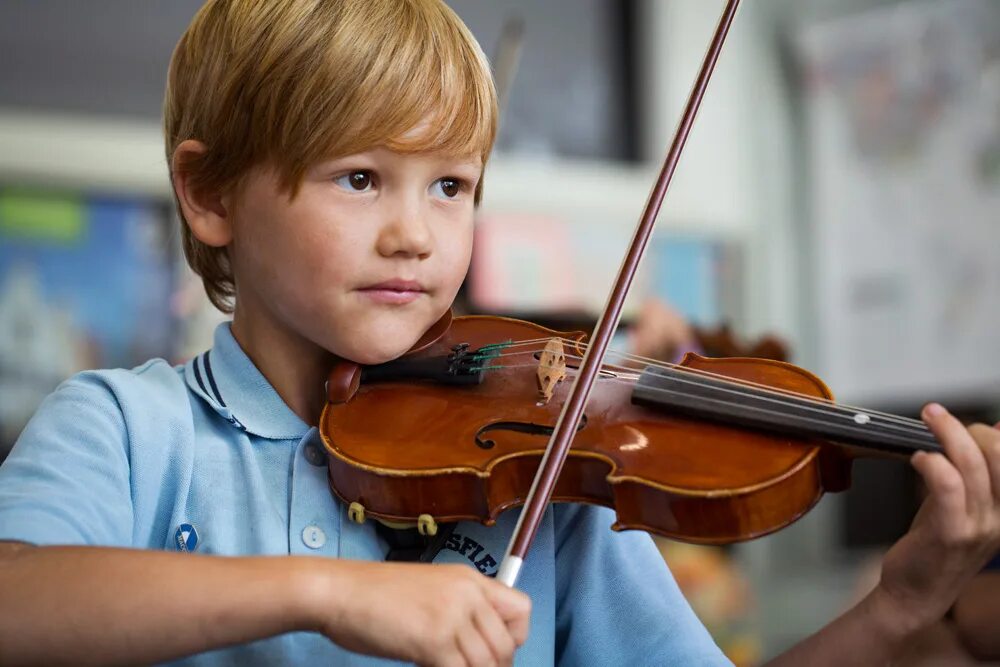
left=875, top=405, right=1000, bottom=634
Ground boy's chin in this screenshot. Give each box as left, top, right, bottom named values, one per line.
left=334, top=331, right=425, bottom=366
left=331, top=306, right=453, bottom=365
left=342, top=346, right=411, bottom=366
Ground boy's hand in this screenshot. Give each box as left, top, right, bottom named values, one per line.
left=874, top=405, right=1000, bottom=635
left=310, top=560, right=531, bottom=666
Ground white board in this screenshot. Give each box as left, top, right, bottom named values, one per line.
left=796, top=0, right=1000, bottom=406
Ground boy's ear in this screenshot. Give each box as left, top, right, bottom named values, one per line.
left=171, top=139, right=232, bottom=248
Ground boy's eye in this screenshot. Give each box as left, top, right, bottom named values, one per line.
left=433, top=178, right=462, bottom=199
left=334, top=171, right=373, bottom=192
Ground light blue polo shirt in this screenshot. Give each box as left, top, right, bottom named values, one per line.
left=0, top=323, right=729, bottom=666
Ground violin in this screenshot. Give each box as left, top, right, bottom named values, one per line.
left=319, top=312, right=939, bottom=545
left=318, top=0, right=941, bottom=587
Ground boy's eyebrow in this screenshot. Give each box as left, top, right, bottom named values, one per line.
left=444, top=157, right=483, bottom=172
left=313, top=152, right=482, bottom=169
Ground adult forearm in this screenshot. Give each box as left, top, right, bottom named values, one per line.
left=764, top=587, right=914, bottom=667
left=0, top=544, right=319, bottom=666
left=952, top=573, right=1000, bottom=659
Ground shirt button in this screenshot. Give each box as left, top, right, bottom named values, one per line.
left=302, top=525, right=327, bottom=549
left=304, top=442, right=326, bottom=467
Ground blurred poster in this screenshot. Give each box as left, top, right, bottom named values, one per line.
left=469, top=211, right=736, bottom=327
left=0, top=190, right=177, bottom=451
left=796, top=0, right=1000, bottom=406
left=646, top=236, right=742, bottom=327
left=470, top=213, right=582, bottom=312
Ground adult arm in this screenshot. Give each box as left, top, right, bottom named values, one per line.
left=952, top=570, right=1000, bottom=659
left=766, top=408, right=1000, bottom=666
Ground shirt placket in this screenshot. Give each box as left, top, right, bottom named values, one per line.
left=289, top=430, right=343, bottom=557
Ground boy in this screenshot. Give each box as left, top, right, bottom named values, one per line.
left=1, top=1, right=999, bottom=665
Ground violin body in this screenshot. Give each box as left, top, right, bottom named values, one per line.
left=319, top=315, right=854, bottom=545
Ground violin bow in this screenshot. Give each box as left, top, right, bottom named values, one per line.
left=496, top=0, right=743, bottom=587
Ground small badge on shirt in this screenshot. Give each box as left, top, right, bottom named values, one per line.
left=175, top=523, right=199, bottom=552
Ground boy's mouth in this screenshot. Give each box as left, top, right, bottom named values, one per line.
left=357, top=279, right=427, bottom=305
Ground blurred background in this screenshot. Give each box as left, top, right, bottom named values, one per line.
left=1, top=0, right=998, bottom=663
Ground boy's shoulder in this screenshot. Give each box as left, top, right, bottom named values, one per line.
left=24, top=358, right=203, bottom=459
left=81, top=356, right=185, bottom=387
left=0, top=358, right=197, bottom=547
left=59, top=358, right=191, bottom=418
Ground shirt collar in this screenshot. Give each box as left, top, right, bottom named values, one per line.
left=183, top=322, right=310, bottom=440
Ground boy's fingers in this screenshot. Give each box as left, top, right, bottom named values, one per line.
left=482, top=582, right=531, bottom=621
left=473, top=605, right=515, bottom=666
left=912, top=450, right=966, bottom=521
left=455, top=628, right=491, bottom=667
left=923, top=404, right=991, bottom=514
left=505, top=613, right=530, bottom=649
left=481, top=583, right=531, bottom=646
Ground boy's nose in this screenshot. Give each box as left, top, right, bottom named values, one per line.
left=376, top=209, right=433, bottom=259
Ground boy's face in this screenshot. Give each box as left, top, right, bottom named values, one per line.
left=229, top=148, right=481, bottom=364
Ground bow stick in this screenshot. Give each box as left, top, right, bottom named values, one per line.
left=496, top=0, right=743, bottom=587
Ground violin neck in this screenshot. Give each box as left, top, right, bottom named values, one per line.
left=632, top=366, right=942, bottom=458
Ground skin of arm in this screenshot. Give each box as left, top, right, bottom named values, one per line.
left=0, top=541, right=530, bottom=667
left=765, top=410, right=1000, bottom=667
left=951, top=571, right=1000, bottom=659
left=0, top=541, right=319, bottom=666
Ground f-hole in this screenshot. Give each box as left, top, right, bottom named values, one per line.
left=475, top=414, right=589, bottom=449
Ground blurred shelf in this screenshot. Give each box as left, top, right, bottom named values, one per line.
left=0, top=108, right=749, bottom=240
left=483, top=155, right=750, bottom=239
left=0, top=109, right=170, bottom=197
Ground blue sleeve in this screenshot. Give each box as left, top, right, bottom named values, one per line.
left=553, top=504, right=731, bottom=666
left=0, top=372, right=134, bottom=546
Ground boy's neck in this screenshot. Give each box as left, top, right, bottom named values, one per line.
left=230, top=309, right=336, bottom=427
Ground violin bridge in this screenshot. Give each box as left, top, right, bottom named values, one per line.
left=536, top=338, right=567, bottom=404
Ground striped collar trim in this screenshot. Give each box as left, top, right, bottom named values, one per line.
left=183, top=323, right=310, bottom=440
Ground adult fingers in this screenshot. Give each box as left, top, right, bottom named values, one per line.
left=923, top=404, right=991, bottom=515
left=912, top=449, right=966, bottom=526
left=968, top=423, right=1000, bottom=502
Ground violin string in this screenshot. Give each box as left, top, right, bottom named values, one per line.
left=532, top=350, right=931, bottom=436
left=574, top=340, right=930, bottom=427
left=476, top=358, right=933, bottom=441
left=472, top=339, right=929, bottom=431
left=484, top=337, right=929, bottom=428
left=476, top=359, right=937, bottom=449
left=626, top=383, right=941, bottom=452
left=622, top=365, right=933, bottom=439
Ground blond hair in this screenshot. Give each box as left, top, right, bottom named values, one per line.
left=164, top=0, right=498, bottom=312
